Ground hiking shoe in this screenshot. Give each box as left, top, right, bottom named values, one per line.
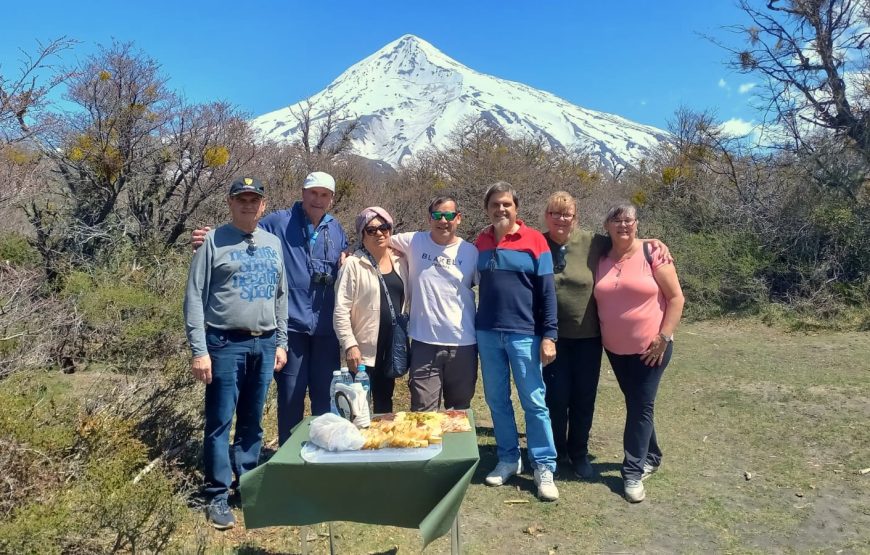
left=485, top=459, right=522, bottom=486
left=573, top=455, right=594, bottom=480
left=641, top=462, right=659, bottom=481
left=624, top=479, right=645, bottom=503
left=534, top=465, right=559, bottom=501
left=206, top=497, right=235, bottom=530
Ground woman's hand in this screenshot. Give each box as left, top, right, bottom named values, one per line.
left=345, top=345, right=362, bottom=370
left=640, top=334, right=668, bottom=367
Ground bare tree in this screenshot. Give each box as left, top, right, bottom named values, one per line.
left=0, top=37, right=75, bottom=145
left=725, top=1, right=870, bottom=156
left=289, top=98, right=360, bottom=169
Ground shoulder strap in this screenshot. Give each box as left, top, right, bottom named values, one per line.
left=362, top=249, right=398, bottom=325
left=642, top=242, right=654, bottom=267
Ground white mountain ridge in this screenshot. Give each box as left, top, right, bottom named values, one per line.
left=251, top=34, right=668, bottom=170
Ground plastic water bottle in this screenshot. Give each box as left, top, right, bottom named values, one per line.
left=329, top=370, right=342, bottom=415
left=340, top=366, right=353, bottom=385
left=354, top=364, right=372, bottom=411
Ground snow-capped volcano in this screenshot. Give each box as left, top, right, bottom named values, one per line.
left=252, top=34, right=667, bottom=169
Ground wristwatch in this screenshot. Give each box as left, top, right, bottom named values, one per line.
left=659, top=333, right=673, bottom=343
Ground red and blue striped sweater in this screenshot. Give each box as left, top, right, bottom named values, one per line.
left=474, top=220, right=558, bottom=340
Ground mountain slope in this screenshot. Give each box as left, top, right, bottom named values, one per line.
left=251, top=35, right=667, bottom=169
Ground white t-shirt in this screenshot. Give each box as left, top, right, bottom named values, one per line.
left=391, top=232, right=478, bottom=346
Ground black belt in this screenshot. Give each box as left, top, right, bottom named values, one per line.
left=208, top=327, right=275, bottom=338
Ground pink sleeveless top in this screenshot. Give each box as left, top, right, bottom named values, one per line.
left=593, top=245, right=669, bottom=355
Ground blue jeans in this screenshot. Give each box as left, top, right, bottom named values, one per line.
left=274, top=331, right=340, bottom=445
left=203, top=328, right=276, bottom=501
left=477, top=330, right=557, bottom=472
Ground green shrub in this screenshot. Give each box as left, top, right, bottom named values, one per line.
left=670, top=231, right=772, bottom=319
left=59, top=253, right=187, bottom=370
left=0, top=372, right=187, bottom=553
left=0, top=233, right=40, bottom=267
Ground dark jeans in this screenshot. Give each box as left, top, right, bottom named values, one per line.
left=364, top=363, right=396, bottom=414
left=203, top=328, right=276, bottom=501
left=274, top=331, right=340, bottom=445
left=605, top=342, right=673, bottom=481
left=543, top=336, right=603, bottom=463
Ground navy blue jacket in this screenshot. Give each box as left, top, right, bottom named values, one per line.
left=259, top=202, right=348, bottom=336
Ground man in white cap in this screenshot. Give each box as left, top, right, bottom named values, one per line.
left=193, top=171, right=348, bottom=445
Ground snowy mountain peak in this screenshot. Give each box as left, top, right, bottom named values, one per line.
left=252, top=35, right=668, bottom=169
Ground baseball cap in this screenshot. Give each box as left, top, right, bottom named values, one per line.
left=229, top=177, right=265, bottom=197
left=302, top=171, right=336, bottom=193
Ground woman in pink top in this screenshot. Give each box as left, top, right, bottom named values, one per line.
left=593, top=202, right=684, bottom=503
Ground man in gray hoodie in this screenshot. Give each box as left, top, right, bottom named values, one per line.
left=184, top=177, right=288, bottom=530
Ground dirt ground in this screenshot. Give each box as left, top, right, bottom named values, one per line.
left=182, top=320, right=870, bottom=554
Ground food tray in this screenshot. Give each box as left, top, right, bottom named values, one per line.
left=300, top=441, right=442, bottom=463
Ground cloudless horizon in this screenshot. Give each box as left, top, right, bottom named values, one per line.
left=2, top=1, right=759, bottom=134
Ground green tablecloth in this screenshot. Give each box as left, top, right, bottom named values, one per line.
left=240, top=411, right=480, bottom=548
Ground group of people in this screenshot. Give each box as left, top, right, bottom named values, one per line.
left=183, top=171, right=684, bottom=529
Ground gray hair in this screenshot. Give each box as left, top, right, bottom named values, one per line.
left=483, top=181, right=519, bottom=209
left=603, top=202, right=638, bottom=226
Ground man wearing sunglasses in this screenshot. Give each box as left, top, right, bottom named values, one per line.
left=192, top=171, right=348, bottom=445
left=389, top=195, right=479, bottom=412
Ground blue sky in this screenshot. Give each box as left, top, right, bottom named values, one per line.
left=2, top=1, right=759, bottom=133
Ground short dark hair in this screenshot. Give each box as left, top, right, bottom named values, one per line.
left=428, top=194, right=459, bottom=214
left=483, top=181, right=519, bottom=209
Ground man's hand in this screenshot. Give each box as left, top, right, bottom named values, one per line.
left=191, top=355, right=212, bottom=384
left=541, top=338, right=557, bottom=367
left=274, top=347, right=287, bottom=371
left=345, top=345, right=362, bottom=371
left=339, top=250, right=348, bottom=267
left=191, top=226, right=211, bottom=251
left=646, top=239, right=673, bottom=264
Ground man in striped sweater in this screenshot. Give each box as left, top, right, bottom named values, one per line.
left=474, top=181, right=560, bottom=502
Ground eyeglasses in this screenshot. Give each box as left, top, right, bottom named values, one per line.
left=548, top=211, right=575, bottom=221
left=430, top=211, right=459, bottom=222
left=610, top=218, right=636, bottom=226
left=364, top=223, right=392, bottom=236
left=243, top=233, right=257, bottom=254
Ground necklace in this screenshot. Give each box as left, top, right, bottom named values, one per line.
left=613, top=261, right=624, bottom=288
left=611, top=246, right=636, bottom=289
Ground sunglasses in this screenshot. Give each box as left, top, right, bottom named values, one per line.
left=243, top=233, right=257, bottom=254
left=430, top=211, right=459, bottom=222
left=363, top=223, right=392, bottom=236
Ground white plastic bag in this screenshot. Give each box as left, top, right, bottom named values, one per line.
left=308, top=413, right=365, bottom=452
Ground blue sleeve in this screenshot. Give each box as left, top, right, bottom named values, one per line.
left=534, top=249, right=557, bottom=339
left=258, top=210, right=286, bottom=236
left=537, top=273, right=558, bottom=340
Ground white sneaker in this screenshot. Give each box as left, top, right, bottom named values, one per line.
left=485, top=459, right=522, bottom=486
left=641, top=462, right=659, bottom=481
left=624, top=479, right=645, bottom=503
left=534, top=465, right=559, bottom=501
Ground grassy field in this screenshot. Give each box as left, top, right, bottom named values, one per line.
left=118, top=320, right=870, bottom=553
